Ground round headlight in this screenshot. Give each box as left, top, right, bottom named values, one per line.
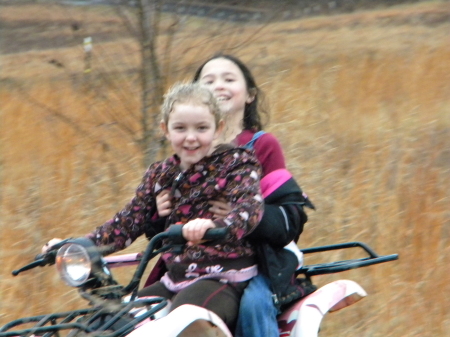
left=56, top=243, right=92, bottom=287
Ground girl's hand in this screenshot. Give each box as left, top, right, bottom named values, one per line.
left=208, top=199, right=232, bottom=218
left=156, top=189, right=172, bottom=217
left=42, top=238, right=63, bottom=253
left=182, top=219, right=216, bottom=245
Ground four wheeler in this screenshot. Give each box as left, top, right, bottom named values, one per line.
left=0, top=225, right=398, bottom=337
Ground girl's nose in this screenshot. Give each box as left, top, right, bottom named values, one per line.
left=185, top=131, right=197, bottom=141
left=212, top=79, right=225, bottom=91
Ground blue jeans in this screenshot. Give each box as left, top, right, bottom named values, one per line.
left=234, top=274, right=279, bottom=337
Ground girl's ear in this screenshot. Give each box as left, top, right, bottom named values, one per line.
left=246, top=88, right=257, bottom=104
left=214, top=120, right=225, bottom=139
left=160, top=121, right=170, bottom=140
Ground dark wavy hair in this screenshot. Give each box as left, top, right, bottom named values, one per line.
left=192, top=53, right=269, bottom=131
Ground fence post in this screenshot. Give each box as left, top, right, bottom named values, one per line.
left=83, top=36, right=92, bottom=74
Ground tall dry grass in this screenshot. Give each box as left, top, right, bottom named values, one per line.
left=1, top=1, right=449, bottom=336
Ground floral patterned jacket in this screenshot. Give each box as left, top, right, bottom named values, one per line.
left=86, top=145, right=263, bottom=287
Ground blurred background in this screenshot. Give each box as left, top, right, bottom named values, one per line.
left=1, top=0, right=449, bottom=335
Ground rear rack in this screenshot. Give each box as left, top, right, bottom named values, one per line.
left=299, top=241, right=398, bottom=277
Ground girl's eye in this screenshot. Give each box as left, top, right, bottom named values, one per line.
left=198, top=126, right=210, bottom=131
left=225, top=78, right=235, bottom=83
left=174, top=126, right=185, bottom=131
left=201, top=79, right=213, bottom=85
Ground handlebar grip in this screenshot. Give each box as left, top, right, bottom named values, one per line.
left=165, top=225, right=229, bottom=243
left=38, top=250, right=57, bottom=265
left=35, top=253, right=46, bottom=261
left=166, top=224, right=184, bottom=243
left=202, top=227, right=229, bottom=241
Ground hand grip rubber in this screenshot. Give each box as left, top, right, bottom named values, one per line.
left=166, top=224, right=228, bottom=243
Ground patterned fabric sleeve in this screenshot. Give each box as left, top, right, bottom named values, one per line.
left=85, top=163, right=159, bottom=255
left=213, top=150, right=264, bottom=241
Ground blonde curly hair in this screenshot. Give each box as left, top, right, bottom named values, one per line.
left=161, top=82, right=224, bottom=127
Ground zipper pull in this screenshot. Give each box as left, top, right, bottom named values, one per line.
left=170, top=172, right=184, bottom=197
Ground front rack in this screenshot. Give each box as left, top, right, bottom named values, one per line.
left=0, top=297, right=168, bottom=337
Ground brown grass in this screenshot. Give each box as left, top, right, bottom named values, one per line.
left=1, top=1, right=450, bottom=335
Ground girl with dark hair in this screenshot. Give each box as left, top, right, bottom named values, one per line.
left=192, top=53, right=267, bottom=132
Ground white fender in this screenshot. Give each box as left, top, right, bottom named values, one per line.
left=126, top=304, right=233, bottom=337
left=277, top=280, right=367, bottom=337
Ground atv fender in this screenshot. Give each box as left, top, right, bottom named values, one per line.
left=126, top=304, right=233, bottom=337
left=277, top=280, right=367, bottom=337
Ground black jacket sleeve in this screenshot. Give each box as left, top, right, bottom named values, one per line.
left=248, top=177, right=313, bottom=248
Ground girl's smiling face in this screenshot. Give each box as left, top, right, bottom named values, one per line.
left=198, top=58, right=254, bottom=117
left=162, top=102, right=223, bottom=170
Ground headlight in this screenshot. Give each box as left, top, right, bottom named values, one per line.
left=55, top=237, right=113, bottom=289
left=56, top=242, right=92, bottom=287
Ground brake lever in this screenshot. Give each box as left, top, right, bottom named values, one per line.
left=12, top=238, right=71, bottom=276
left=12, top=251, right=56, bottom=276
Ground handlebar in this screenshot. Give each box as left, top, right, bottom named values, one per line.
left=10, top=226, right=228, bottom=282
left=11, top=228, right=397, bottom=296
left=122, top=225, right=228, bottom=296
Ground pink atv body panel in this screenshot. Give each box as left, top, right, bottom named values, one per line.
left=277, top=280, right=367, bottom=337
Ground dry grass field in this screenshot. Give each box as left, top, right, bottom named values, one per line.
left=1, top=1, right=449, bottom=336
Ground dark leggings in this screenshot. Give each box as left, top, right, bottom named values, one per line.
left=138, top=279, right=248, bottom=332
